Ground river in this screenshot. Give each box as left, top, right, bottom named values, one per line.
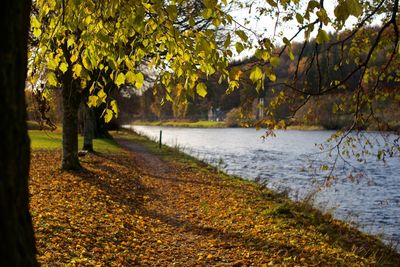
left=125, top=125, right=400, bottom=249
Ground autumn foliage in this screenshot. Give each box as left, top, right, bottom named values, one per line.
left=29, top=132, right=400, bottom=266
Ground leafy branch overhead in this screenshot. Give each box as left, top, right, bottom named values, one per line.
left=29, top=0, right=232, bottom=122
left=29, top=0, right=400, bottom=133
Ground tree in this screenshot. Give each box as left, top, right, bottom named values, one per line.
left=0, top=0, right=38, bottom=265
left=30, top=0, right=400, bottom=170
left=30, top=0, right=233, bottom=170
left=224, top=0, right=400, bottom=169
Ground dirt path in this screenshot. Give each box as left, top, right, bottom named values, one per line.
left=115, top=138, right=258, bottom=265
left=115, top=138, right=171, bottom=175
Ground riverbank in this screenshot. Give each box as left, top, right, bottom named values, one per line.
left=29, top=130, right=400, bottom=265
left=132, top=120, right=326, bottom=130
left=132, top=120, right=227, bottom=128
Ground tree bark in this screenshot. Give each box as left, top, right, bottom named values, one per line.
left=61, top=41, right=81, bottom=170
left=80, top=101, right=95, bottom=152
left=0, top=0, right=39, bottom=266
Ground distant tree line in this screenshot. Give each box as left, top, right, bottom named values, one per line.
left=133, top=25, right=399, bottom=131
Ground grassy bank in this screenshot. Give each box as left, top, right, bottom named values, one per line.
left=29, top=130, right=121, bottom=153
left=29, top=129, right=400, bottom=265
left=132, top=120, right=329, bottom=131
left=133, top=120, right=227, bottom=128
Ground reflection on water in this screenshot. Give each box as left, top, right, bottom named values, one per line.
left=125, top=125, right=400, bottom=249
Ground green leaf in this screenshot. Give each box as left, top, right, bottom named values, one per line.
left=316, top=29, right=330, bottom=44
left=249, top=66, right=263, bottom=83
left=224, top=34, right=231, bottom=49
left=235, top=30, right=248, bottom=42
left=283, top=37, right=291, bottom=46
left=307, top=0, right=320, bottom=10
left=296, top=13, right=304, bottom=24
left=202, top=0, right=217, bottom=9
left=266, top=0, right=277, bottom=7
left=235, top=42, right=244, bottom=53
left=334, top=2, right=350, bottom=23
left=347, top=0, right=363, bottom=17
left=166, top=5, right=178, bottom=21
left=212, top=17, right=221, bottom=27
left=255, top=49, right=270, bottom=61
left=202, top=8, right=213, bottom=19
left=196, top=82, right=207, bottom=97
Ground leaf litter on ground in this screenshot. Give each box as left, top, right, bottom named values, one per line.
left=29, top=133, right=400, bottom=266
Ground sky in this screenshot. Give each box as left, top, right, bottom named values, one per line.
left=228, top=0, right=364, bottom=58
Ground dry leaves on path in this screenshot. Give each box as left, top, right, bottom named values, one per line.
left=30, top=141, right=400, bottom=266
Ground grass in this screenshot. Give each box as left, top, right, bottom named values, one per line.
left=29, top=130, right=122, bottom=153
left=133, top=120, right=329, bottom=130
left=132, top=120, right=227, bottom=128
left=286, top=125, right=325, bottom=131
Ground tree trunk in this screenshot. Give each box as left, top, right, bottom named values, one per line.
left=61, top=80, right=81, bottom=170
left=61, top=41, right=81, bottom=170
left=0, top=0, right=39, bottom=266
left=81, top=101, right=95, bottom=152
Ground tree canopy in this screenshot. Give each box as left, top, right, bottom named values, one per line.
left=29, top=0, right=234, bottom=122
left=29, top=0, right=400, bottom=169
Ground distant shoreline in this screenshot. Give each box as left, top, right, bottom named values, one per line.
left=131, top=120, right=326, bottom=131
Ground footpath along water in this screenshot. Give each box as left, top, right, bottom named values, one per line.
left=125, top=125, right=400, bottom=249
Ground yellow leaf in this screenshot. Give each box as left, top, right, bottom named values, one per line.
left=59, top=62, right=68, bottom=74
left=316, top=29, right=330, bottom=44
left=97, top=89, right=107, bottom=103
left=33, top=28, right=42, bottom=38
left=249, top=66, right=263, bottom=83
left=82, top=55, right=92, bottom=71
left=270, top=57, right=280, bottom=67
left=104, top=109, right=113, bottom=123
left=268, top=73, right=276, bottom=82
left=47, top=72, right=57, bottom=86
left=31, top=16, right=40, bottom=28
left=115, top=72, right=125, bottom=87
left=196, top=82, right=207, bottom=97
left=135, top=72, right=144, bottom=88
left=72, top=64, right=82, bottom=78
left=110, top=100, right=118, bottom=116
left=88, top=95, right=98, bottom=108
